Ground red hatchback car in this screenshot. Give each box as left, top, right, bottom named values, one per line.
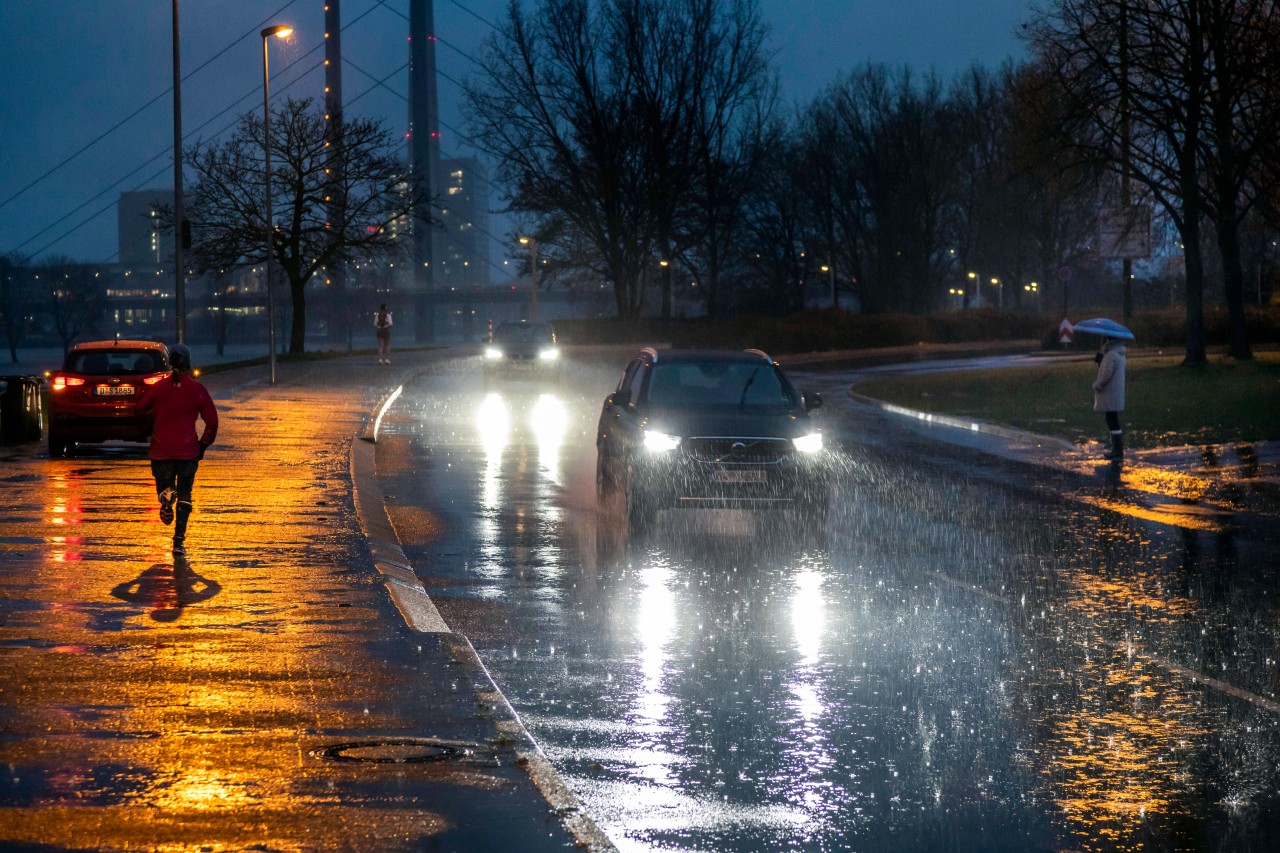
left=47, top=339, right=171, bottom=457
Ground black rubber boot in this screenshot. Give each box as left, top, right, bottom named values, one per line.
left=1102, top=431, right=1124, bottom=461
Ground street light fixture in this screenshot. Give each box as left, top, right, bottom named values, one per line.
left=990, top=277, right=1002, bottom=308
left=519, top=236, right=540, bottom=322
left=821, top=264, right=837, bottom=308
left=261, top=24, right=292, bottom=385
left=172, top=0, right=186, bottom=343
left=1024, top=281, right=1040, bottom=313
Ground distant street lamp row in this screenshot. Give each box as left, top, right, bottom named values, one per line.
left=947, top=272, right=1039, bottom=309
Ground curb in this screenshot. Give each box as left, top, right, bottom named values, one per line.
left=846, top=389, right=1078, bottom=451
left=846, top=388, right=1280, bottom=518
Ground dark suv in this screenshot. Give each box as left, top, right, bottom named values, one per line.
left=596, top=348, right=828, bottom=532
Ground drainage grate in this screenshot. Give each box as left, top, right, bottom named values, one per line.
left=312, top=738, right=476, bottom=764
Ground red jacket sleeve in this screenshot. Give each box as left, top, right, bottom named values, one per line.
left=197, top=384, right=218, bottom=447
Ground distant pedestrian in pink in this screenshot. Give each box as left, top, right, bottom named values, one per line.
left=374, top=303, right=393, bottom=364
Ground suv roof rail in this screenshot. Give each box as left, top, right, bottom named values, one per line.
left=641, top=346, right=660, bottom=363
left=744, top=348, right=773, bottom=363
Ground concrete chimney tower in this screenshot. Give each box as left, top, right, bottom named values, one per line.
left=408, top=0, right=440, bottom=341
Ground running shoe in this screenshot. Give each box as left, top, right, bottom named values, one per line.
left=159, top=488, right=176, bottom=525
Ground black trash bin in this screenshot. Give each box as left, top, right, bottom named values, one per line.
left=0, top=375, right=43, bottom=443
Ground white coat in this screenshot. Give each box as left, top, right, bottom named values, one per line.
left=1092, top=339, right=1126, bottom=412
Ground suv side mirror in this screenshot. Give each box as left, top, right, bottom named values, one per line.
left=610, top=388, right=631, bottom=407
left=802, top=390, right=823, bottom=411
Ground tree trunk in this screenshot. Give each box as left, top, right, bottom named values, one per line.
left=1180, top=213, right=1207, bottom=366
left=289, top=276, right=307, bottom=354
left=1215, top=213, right=1253, bottom=360
left=658, top=219, right=672, bottom=322
left=1178, top=134, right=1207, bottom=366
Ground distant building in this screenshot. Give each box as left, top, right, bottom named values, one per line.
left=434, top=157, right=490, bottom=289
left=117, top=190, right=174, bottom=266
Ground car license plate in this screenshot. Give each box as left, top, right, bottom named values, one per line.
left=510, top=362, right=533, bottom=370
left=95, top=385, right=135, bottom=396
left=713, top=469, right=765, bottom=484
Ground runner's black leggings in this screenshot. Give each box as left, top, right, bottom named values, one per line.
left=152, top=459, right=200, bottom=540
left=1104, top=411, right=1121, bottom=432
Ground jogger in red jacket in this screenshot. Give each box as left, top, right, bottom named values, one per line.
left=137, top=344, right=218, bottom=557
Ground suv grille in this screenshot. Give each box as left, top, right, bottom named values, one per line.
left=684, top=437, right=791, bottom=464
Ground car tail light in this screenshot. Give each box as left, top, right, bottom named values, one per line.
left=143, top=374, right=167, bottom=385
left=52, top=375, right=85, bottom=391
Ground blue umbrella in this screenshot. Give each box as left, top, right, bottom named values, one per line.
left=1072, top=317, right=1134, bottom=340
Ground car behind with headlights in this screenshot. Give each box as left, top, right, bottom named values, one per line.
left=484, top=320, right=561, bottom=383
left=46, top=339, right=171, bottom=457
left=596, top=347, right=828, bottom=533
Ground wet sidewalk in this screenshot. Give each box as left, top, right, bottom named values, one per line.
left=0, top=353, right=609, bottom=851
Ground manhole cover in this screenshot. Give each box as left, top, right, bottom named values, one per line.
left=313, top=739, right=475, bottom=764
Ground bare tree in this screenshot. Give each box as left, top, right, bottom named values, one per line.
left=465, top=0, right=772, bottom=323
left=819, top=65, right=958, bottom=314
left=39, top=258, right=105, bottom=354
left=466, top=0, right=651, bottom=321
left=1195, top=0, right=1280, bottom=359
left=947, top=64, right=1023, bottom=310
left=679, top=0, right=776, bottom=320
left=0, top=254, right=32, bottom=363
left=739, top=128, right=810, bottom=312
left=1026, top=0, right=1222, bottom=364
left=1002, top=62, right=1107, bottom=314
left=182, top=98, right=429, bottom=353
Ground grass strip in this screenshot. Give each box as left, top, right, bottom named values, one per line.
left=853, top=352, right=1280, bottom=449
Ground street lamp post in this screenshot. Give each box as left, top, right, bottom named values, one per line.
left=991, top=277, right=1002, bottom=308
left=821, top=264, right=836, bottom=308
left=261, top=24, right=292, bottom=385
left=172, top=0, right=186, bottom=343
left=967, top=271, right=978, bottom=307
left=519, top=236, right=540, bottom=322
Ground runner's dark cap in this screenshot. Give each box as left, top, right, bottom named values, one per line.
left=169, top=343, right=192, bottom=371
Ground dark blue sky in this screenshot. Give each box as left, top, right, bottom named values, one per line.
left=0, top=0, right=1032, bottom=268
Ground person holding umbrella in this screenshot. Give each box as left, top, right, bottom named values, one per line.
left=1068, top=319, right=1129, bottom=462
left=1073, top=318, right=1131, bottom=461
left=1092, top=335, right=1127, bottom=460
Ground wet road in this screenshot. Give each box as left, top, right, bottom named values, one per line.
left=0, top=359, right=588, bottom=851
left=376, top=351, right=1280, bottom=852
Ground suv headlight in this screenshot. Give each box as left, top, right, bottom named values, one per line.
left=792, top=432, right=823, bottom=453
left=485, top=346, right=503, bottom=360
left=538, top=347, right=560, bottom=361
left=643, top=430, right=682, bottom=453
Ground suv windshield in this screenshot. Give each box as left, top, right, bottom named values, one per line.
left=68, top=349, right=166, bottom=376
left=645, top=361, right=793, bottom=407
left=494, top=324, right=552, bottom=344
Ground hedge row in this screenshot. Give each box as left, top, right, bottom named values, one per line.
left=1039, top=305, right=1280, bottom=351
left=556, top=304, right=1280, bottom=355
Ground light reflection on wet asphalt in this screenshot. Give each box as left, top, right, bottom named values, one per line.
left=377, top=354, right=1280, bottom=852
